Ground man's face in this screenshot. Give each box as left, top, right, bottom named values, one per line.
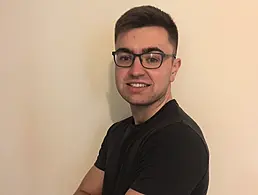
left=114, top=26, right=181, bottom=106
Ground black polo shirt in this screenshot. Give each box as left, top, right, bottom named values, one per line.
left=95, top=99, right=209, bottom=195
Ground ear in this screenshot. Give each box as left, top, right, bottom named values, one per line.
left=170, top=58, right=181, bottom=82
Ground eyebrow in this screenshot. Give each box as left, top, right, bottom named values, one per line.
left=115, top=47, right=165, bottom=54
left=115, top=48, right=132, bottom=53
left=142, top=47, right=164, bottom=53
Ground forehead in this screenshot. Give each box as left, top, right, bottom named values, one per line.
left=115, top=26, right=173, bottom=53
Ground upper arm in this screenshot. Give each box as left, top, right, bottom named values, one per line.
left=74, top=131, right=109, bottom=195
left=74, top=124, right=116, bottom=195
left=129, top=124, right=209, bottom=195
left=74, top=130, right=108, bottom=195
left=74, top=165, right=104, bottom=195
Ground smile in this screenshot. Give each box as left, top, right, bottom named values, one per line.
left=127, top=83, right=150, bottom=88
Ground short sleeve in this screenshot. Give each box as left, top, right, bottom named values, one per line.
left=94, top=123, right=118, bottom=171
left=94, top=132, right=108, bottom=171
left=130, top=123, right=209, bottom=195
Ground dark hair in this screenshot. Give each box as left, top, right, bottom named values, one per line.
left=115, top=5, right=179, bottom=53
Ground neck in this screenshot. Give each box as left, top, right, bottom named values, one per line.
left=130, top=92, right=173, bottom=125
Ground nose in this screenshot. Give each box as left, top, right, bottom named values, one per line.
left=128, top=56, right=145, bottom=77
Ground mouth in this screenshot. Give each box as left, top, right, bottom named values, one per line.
left=126, top=83, right=151, bottom=88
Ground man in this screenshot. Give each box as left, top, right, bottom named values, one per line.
left=74, top=5, right=209, bottom=195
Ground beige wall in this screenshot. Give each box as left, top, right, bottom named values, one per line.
left=0, top=0, right=257, bottom=194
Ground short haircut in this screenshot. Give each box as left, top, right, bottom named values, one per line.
left=114, top=5, right=179, bottom=53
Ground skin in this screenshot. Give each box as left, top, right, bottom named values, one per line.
left=115, top=26, right=181, bottom=124
left=73, top=166, right=103, bottom=195
left=74, top=26, right=181, bottom=195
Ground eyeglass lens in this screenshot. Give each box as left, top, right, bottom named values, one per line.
left=115, top=52, right=163, bottom=68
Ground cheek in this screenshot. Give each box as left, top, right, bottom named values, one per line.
left=162, top=65, right=174, bottom=82
left=151, top=68, right=172, bottom=85
left=115, top=68, right=126, bottom=84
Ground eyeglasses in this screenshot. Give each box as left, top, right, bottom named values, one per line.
left=112, top=50, right=176, bottom=69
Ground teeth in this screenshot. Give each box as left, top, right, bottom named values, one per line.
left=129, top=83, right=148, bottom=88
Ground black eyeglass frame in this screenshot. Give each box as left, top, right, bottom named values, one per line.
left=111, top=50, right=176, bottom=69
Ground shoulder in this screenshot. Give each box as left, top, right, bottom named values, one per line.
left=140, top=122, right=209, bottom=160
left=108, top=116, right=132, bottom=133
left=104, top=116, right=133, bottom=142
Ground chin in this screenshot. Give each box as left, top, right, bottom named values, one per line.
left=123, top=96, right=156, bottom=107
left=117, top=88, right=166, bottom=107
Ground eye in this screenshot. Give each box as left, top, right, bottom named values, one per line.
left=144, top=53, right=162, bottom=64
left=117, top=53, right=133, bottom=62
left=146, top=57, right=159, bottom=63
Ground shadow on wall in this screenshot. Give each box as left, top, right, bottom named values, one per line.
left=106, top=61, right=131, bottom=123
